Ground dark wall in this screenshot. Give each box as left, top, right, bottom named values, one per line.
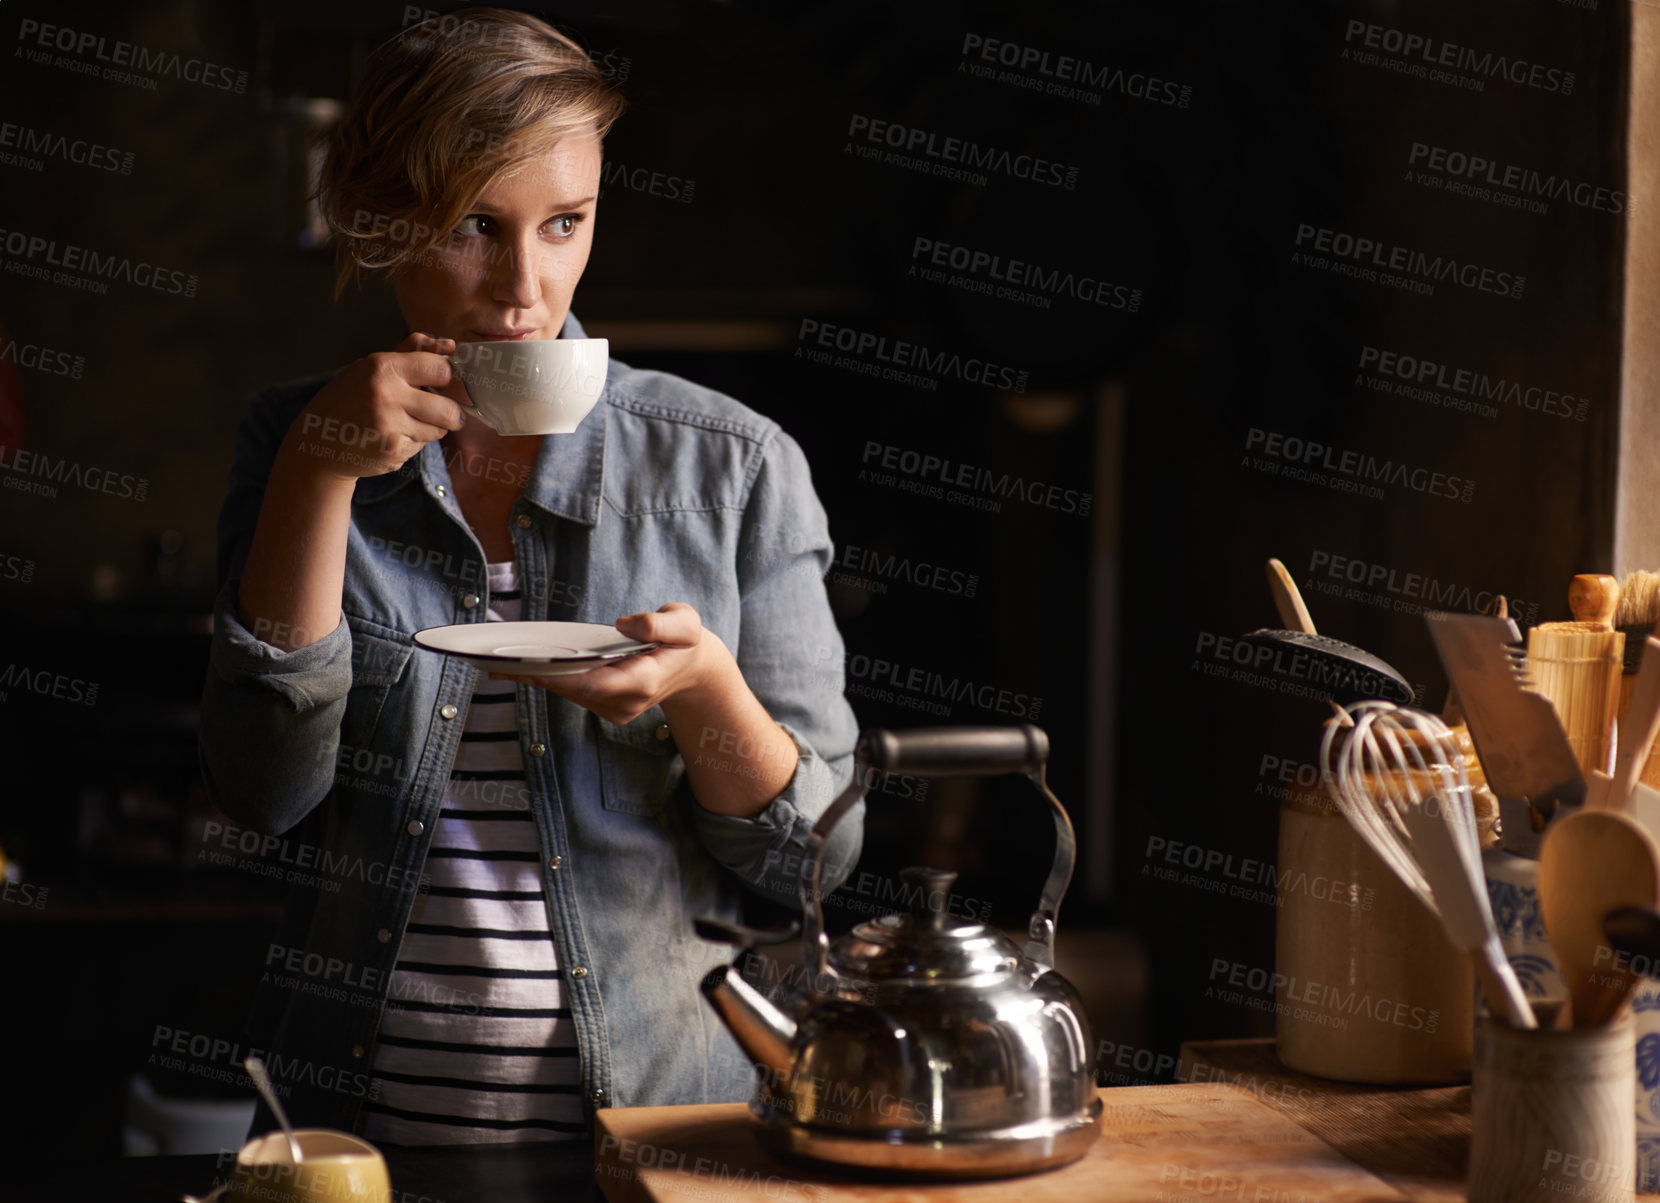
left=1118, top=1, right=1625, bottom=1058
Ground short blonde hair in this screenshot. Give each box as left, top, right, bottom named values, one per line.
left=316, top=7, right=626, bottom=298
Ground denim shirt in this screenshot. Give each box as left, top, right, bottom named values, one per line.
left=197, top=311, right=863, bottom=1135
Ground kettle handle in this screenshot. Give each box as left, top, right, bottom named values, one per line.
left=798, top=724, right=1077, bottom=982
left=857, top=725, right=1049, bottom=777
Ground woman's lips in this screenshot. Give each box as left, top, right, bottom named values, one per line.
left=468, top=328, right=538, bottom=341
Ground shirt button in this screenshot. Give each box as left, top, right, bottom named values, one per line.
left=461, top=593, right=480, bottom=609
left=549, top=855, right=563, bottom=869
left=440, top=703, right=459, bottom=720
left=571, top=966, right=588, bottom=979
left=516, top=514, right=534, bottom=529
left=529, top=742, right=547, bottom=758
left=435, top=484, right=447, bottom=497
left=351, top=1045, right=365, bottom=1059
left=655, top=724, right=671, bottom=742
left=406, top=820, right=424, bottom=837
left=589, top=1088, right=606, bottom=1107
left=376, top=928, right=392, bottom=943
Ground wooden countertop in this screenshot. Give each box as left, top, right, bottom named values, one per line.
left=597, top=1079, right=1415, bottom=1201
left=46, top=1038, right=1658, bottom=1202
left=1180, top=1036, right=1660, bottom=1202
left=1179, top=1037, right=1470, bottom=1202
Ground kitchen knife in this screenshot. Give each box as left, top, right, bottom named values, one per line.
left=1426, top=611, right=1586, bottom=855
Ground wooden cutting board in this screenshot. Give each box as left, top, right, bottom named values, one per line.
left=594, top=1084, right=1413, bottom=1202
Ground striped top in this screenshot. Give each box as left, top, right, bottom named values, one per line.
left=364, top=560, right=585, bottom=1145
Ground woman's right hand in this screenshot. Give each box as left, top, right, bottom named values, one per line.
left=280, top=332, right=468, bottom=481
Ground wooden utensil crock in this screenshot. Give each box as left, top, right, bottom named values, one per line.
left=1469, top=1009, right=1635, bottom=1203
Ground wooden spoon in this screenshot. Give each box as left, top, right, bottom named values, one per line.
left=1539, top=808, right=1660, bottom=1027
left=1266, top=558, right=1316, bottom=635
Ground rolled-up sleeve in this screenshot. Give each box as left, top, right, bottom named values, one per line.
left=688, top=427, right=863, bottom=903
left=197, top=382, right=351, bottom=835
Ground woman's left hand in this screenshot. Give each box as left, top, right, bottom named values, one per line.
left=492, top=601, right=799, bottom=815
left=489, top=602, right=727, bottom=725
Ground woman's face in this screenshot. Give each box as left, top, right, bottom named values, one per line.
left=390, top=132, right=602, bottom=343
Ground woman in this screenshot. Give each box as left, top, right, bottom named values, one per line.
left=199, top=9, right=862, bottom=1145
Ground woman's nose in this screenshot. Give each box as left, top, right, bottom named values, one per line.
left=491, top=237, right=542, bottom=309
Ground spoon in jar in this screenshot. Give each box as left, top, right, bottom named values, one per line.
left=244, top=1055, right=303, bottom=1164
left=1540, top=809, right=1660, bottom=1026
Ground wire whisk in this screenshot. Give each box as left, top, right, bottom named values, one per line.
left=1319, top=700, right=1537, bottom=1029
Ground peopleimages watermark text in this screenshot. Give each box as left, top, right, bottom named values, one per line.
left=845, top=114, right=1079, bottom=190
left=1357, top=344, right=1588, bottom=423
left=1293, top=223, right=1524, bottom=300
left=0, top=121, right=133, bottom=174
left=1304, top=549, right=1542, bottom=626
left=798, top=320, right=1028, bottom=392
left=1407, top=142, right=1627, bottom=217
left=1244, top=428, right=1474, bottom=504
left=16, top=18, right=248, bottom=93
left=959, top=32, right=1192, bottom=108
left=859, top=441, right=1091, bottom=516
left=1342, top=20, right=1574, bottom=94
left=910, top=237, right=1141, bottom=311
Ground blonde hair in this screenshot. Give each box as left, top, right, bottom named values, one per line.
left=316, top=7, right=626, bottom=299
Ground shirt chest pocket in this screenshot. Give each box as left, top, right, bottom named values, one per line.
left=340, top=614, right=415, bottom=763
left=595, top=708, right=683, bottom=818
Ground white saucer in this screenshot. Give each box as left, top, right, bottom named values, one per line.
left=413, top=621, right=657, bottom=677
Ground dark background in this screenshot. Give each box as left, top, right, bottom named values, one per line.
left=0, top=0, right=1627, bottom=1158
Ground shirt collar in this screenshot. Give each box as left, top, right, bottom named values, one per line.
left=353, top=310, right=608, bottom=527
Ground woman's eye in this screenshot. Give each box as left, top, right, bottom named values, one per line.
left=448, top=213, right=581, bottom=241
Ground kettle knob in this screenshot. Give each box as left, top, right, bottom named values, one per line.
left=900, top=865, right=958, bottom=931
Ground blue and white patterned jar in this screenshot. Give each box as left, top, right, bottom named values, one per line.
left=1482, top=847, right=1565, bottom=1003
left=1632, top=985, right=1660, bottom=1192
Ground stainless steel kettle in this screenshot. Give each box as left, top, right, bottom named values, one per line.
left=697, top=725, right=1100, bottom=1178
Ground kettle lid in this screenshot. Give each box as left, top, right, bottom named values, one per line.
left=829, top=867, right=1020, bottom=985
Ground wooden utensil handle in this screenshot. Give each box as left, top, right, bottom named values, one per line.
left=1613, top=635, right=1660, bottom=805
left=1266, top=558, right=1316, bottom=635
left=1581, top=970, right=1642, bottom=1028
left=1475, top=935, right=1538, bottom=1029
left=1585, top=770, right=1616, bottom=811
left=1570, top=574, right=1622, bottom=630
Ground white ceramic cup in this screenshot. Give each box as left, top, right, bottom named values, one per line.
left=446, top=336, right=608, bottom=435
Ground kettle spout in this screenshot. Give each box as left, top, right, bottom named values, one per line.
left=700, top=964, right=797, bottom=1091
